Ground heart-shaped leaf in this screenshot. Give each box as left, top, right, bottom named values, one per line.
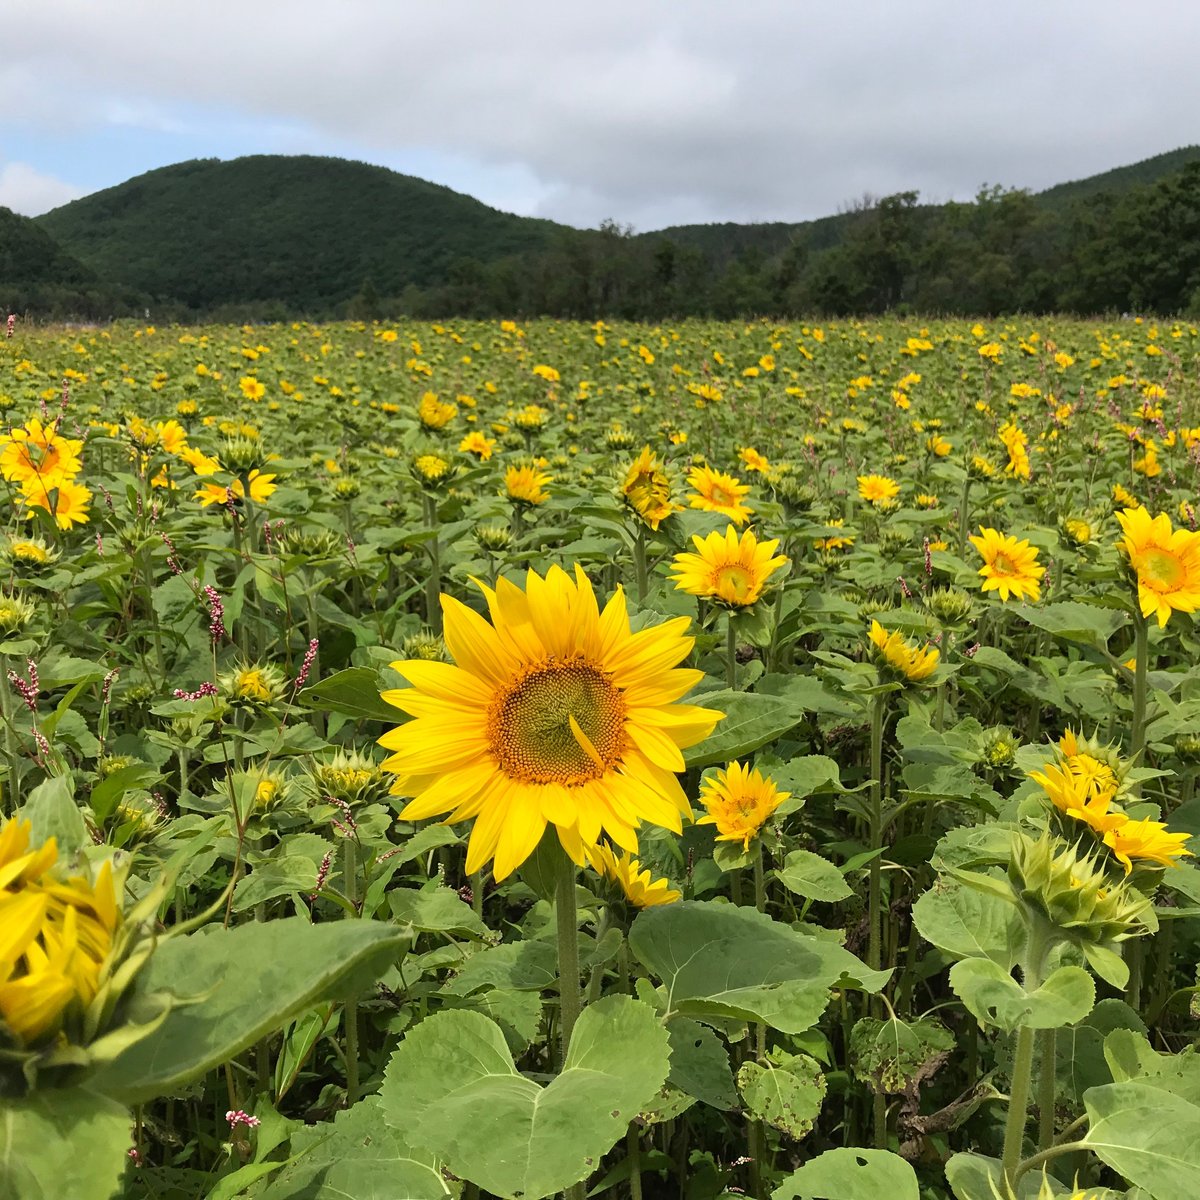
left=949, top=959, right=1095, bottom=1032
left=773, top=1147, right=919, bottom=1199
left=629, top=901, right=888, bottom=1034
left=379, top=995, right=669, bottom=1199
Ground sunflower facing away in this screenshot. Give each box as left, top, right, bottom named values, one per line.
left=1115, top=505, right=1200, bottom=628
left=379, top=566, right=724, bottom=879
left=586, top=842, right=681, bottom=907
left=621, top=445, right=679, bottom=531
left=968, top=527, right=1045, bottom=603
left=686, top=465, right=754, bottom=525
left=670, top=525, right=788, bottom=608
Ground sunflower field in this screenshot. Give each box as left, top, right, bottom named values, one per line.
left=3, top=315, right=1200, bottom=1200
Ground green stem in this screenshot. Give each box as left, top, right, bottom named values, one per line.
left=726, top=612, right=738, bottom=690
left=1036, top=1027, right=1056, bottom=1151
left=957, top=475, right=972, bottom=559
left=555, top=852, right=586, bottom=1200
left=1002, top=1025, right=1037, bottom=1187
left=633, top=524, right=648, bottom=606
left=423, top=493, right=443, bottom=634
left=343, top=837, right=360, bottom=1107
left=1131, top=610, right=1149, bottom=772
left=0, top=673, right=21, bottom=800
left=627, top=1122, right=643, bottom=1200
left=867, top=692, right=887, bottom=974
left=1011, top=1140, right=1092, bottom=1189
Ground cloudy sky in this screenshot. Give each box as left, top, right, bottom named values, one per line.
left=3, top=1, right=1197, bottom=231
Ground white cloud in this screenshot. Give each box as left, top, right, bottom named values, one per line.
left=2, top=1, right=1200, bottom=229
left=0, top=162, right=86, bottom=216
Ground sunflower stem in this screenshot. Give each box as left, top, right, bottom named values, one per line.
left=1131, top=609, right=1149, bottom=773
left=1002, top=927, right=1048, bottom=1188
left=633, top=524, right=649, bottom=606
left=422, top=493, right=443, bottom=635
left=867, top=691, right=887, bottom=974
left=957, top=475, right=972, bottom=559
left=342, top=836, right=360, bottom=1108
left=555, top=851, right=586, bottom=1200
left=1036, top=1027, right=1056, bottom=1151
left=726, top=613, right=738, bottom=690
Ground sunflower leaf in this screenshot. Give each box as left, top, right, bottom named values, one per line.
left=379, top=995, right=670, bottom=1200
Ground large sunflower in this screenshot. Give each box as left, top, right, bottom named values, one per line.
left=379, top=566, right=724, bottom=879
left=968, top=527, right=1045, bottom=603
left=1115, top=505, right=1200, bottom=628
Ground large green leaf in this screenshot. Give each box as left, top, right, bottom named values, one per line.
left=849, top=1015, right=954, bottom=1094
left=301, top=667, right=401, bottom=724
left=18, top=774, right=86, bottom=858
left=683, top=689, right=804, bottom=767
left=1020, top=601, right=1129, bottom=649
left=949, top=959, right=1095, bottom=1032
left=628, top=901, right=887, bottom=1034
left=90, top=918, right=407, bottom=1104
left=911, top=877, right=1025, bottom=968
left=773, top=1147, right=919, bottom=1199
left=388, top=883, right=490, bottom=940
left=379, top=995, right=670, bottom=1200
left=258, top=1098, right=451, bottom=1199
left=0, top=1087, right=129, bottom=1200
left=666, top=1017, right=737, bottom=1110
left=1084, top=1080, right=1200, bottom=1196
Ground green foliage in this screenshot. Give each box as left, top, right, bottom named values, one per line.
left=379, top=997, right=670, bottom=1199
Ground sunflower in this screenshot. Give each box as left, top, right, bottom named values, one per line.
left=968, top=527, right=1045, bottom=603
left=458, top=431, right=496, bottom=461
left=867, top=620, right=940, bottom=682
left=195, top=470, right=277, bottom=508
left=1029, top=761, right=1124, bottom=835
left=1115, top=505, right=1200, bottom=628
left=670, top=525, right=788, bottom=608
left=504, top=464, right=552, bottom=506
left=738, top=446, right=770, bottom=473
left=814, top=518, right=855, bottom=552
left=686, top=465, right=753, bottom=525
left=0, top=417, right=83, bottom=491
left=418, top=392, right=457, bottom=430
left=586, top=843, right=681, bottom=907
left=621, top=446, right=678, bottom=531
left=696, top=762, right=788, bottom=851
left=1102, top=816, right=1192, bottom=874
left=0, top=818, right=119, bottom=1044
left=378, top=566, right=724, bottom=879
left=1057, top=729, right=1125, bottom=799
left=857, top=474, right=900, bottom=505
left=21, top=478, right=91, bottom=529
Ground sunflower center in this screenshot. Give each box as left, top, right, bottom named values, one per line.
left=1139, top=548, right=1185, bottom=592
left=713, top=564, right=754, bottom=603
left=490, top=659, right=626, bottom=786
left=991, top=551, right=1018, bottom=576
left=710, top=485, right=733, bottom=506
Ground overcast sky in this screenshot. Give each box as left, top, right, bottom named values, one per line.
left=2, top=1, right=1197, bottom=231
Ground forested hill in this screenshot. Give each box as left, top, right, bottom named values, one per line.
left=22, top=144, right=1200, bottom=320
left=36, top=155, right=571, bottom=314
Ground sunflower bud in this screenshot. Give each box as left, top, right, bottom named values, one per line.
left=309, top=750, right=389, bottom=809
left=924, top=586, right=974, bottom=626
left=606, top=426, right=636, bottom=451
left=0, top=592, right=36, bottom=635
left=1008, top=832, right=1152, bottom=943
left=221, top=435, right=269, bottom=474
left=474, top=522, right=513, bottom=553
left=219, top=661, right=286, bottom=709
left=980, top=727, right=1020, bottom=772
left=333, top=477, right=361, bottom=500
left=401, top=629, right=446, bottom=661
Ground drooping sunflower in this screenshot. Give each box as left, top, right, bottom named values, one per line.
left=0, top=818, right=120, bottom=1044
left=867, top=620, right=940, bottom=682
left=686, top=465, right=753, bottom=525
left=669, top=525, right=788, bottom=608
left=968, top=527, right=1045, bottom=603
left=621, top=445, right=679, bottom=531
left=856, top=474, right=900, bottom=505
left=1115, top=505, right=1200, bottom=628
left=504, top=464, right=552, bottom=506
left=379, top=566, right=724, bottom=879
left=586, top=842, right=681, bottom=907
left=1029, top=761, right=1125, bottom=836
left=696, top=762, right=788, bottom=852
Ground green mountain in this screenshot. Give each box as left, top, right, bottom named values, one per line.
left=0, top=205, right=95, bottom=287
left=37, top=155, right=574, bottom=312
left=21, top=143, right=1200, bottom=319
